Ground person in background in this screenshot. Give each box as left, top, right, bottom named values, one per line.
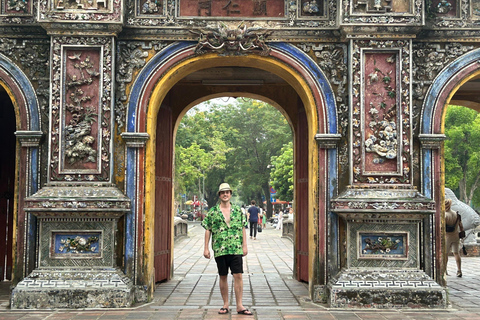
left=276, top=208, right=284, bottom=230
left=444, top=198, right=465, bottom=277
left=202, top=183, right=253, bottom=315
left=247, top=200, right=260, bottom=240
left=262, top=207, right=267, bottom=229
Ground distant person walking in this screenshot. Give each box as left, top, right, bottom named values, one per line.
left=444, top=198, right=465, bottom=277
left=202, top=183, right=253, bottom=315
left=248, top=200, right=260, bottom=240
left=276, top=209, right=284, bottom=230
left=262, top=207, right=267, bottom=229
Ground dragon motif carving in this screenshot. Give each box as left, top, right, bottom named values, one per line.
left=191, top=22, right=272, bottom=56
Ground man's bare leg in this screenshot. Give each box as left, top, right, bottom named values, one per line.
left=219, top=275, right=229, bottom=309
left=233, top=273, right=246, bottom=312
left=454, top=252, right=462, bottom=276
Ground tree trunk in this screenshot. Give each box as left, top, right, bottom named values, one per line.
left=263, top=183, right=273, bottom=219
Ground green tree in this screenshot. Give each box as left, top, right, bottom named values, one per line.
left=217, top=98, right=292, bottom=216
left=175, top=108, right=232, bottom=209
left=175, top=98, right=292, bottom=216
left=444, top=105, right=480, bottom=207
left=270, top=142, right=294, bottom=202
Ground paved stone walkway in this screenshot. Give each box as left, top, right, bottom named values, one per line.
left=1, top=221, right=480, bottom=319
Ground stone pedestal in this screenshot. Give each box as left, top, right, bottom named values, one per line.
left=328, top=269, right=446, bottom=308
left=329, top=187, right=446, bottom=308
left=11, top=184, right=132, bottom=309
left=11, top=268, right=133, bottom=309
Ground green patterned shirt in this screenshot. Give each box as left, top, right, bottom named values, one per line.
left=202, top=204, right=246, bottom=258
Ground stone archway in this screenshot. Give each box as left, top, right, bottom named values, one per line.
left=125, top=42, right=339, bottom=299
left=420, top=48, right=480, bottom=284
left=0, top=56, right=42, bottom=283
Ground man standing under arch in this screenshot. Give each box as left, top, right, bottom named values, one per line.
left=202, top=183, right=253, bottom=315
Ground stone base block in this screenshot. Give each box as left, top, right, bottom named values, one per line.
left=327, top=269, right=447, bottom=308
left=11, top=268, right=134, bottom=309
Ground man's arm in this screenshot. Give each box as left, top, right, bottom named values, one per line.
left=204, top=229, right=212, bottom=259
left=242, top=225, right=248, bottom=256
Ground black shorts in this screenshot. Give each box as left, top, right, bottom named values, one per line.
left=214, top=254, right=243, bottom=276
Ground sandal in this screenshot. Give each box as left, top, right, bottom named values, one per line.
left=237, top=309, right=253, bottom=315
left=457, top=271, right=462, bottom=277
left=218, top=308, right=229, bottom=314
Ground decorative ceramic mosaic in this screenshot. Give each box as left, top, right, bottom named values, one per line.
left=348, top=221, right=418, bottom=268
left=358, top=232, right=407, bottom=259
left=51, top=232, right=102, bottom=258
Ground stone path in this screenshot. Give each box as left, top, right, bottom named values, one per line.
left=1, top=221, right=480, bottom=319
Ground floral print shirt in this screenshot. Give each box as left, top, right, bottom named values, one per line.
left=202, top=204, right=246, bottom=258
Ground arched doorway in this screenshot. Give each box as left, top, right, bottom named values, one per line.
left=0, top=86, right=15, bottom=281
left=421, top=48, right=480, bottom=285
left=0, top=56, right=41, bottom=284
left=155, top=65, right=311, bottom=285
left=125, top=42, right=338, bottom=298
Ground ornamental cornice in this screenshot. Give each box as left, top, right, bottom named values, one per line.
left=315, top=133, right=342, bottom=149
left=15, top=131, right=44, bottom=147
left=331, top=186, right=436, bottom=213
left=418, top=133, right=447, bottom=149
left=121, top=132, right=150, bottom=147
left=24, top=184, right=131, bottom=213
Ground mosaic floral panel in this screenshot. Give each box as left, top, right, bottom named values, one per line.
left=138, top=0, right=164, bottom=15
left=351, top=40, right=412, bottom=185
left=429, top=0, right=480, bottom=28
left=299, top=0, right=325, bottom=17
left=2, top=0, right=33, bottom=14
left=51, top=232, right=102, bottom=258
left=50, top=37, right=113, bottom=182
left=431, top=0, right=458, bottom=17
left=39, top=218, right=115, bottom=267
left=348, top=222, right=418, bottom=268
left=358, top=232, right=407, bottom=259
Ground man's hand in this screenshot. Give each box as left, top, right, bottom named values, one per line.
left=204, top=249, right=211, bottom=259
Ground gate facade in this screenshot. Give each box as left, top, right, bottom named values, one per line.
left=1, top=0, right=479, bottom=309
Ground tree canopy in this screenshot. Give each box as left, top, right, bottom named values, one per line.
left=444, top=105, right=480, bottom=208
left=270, top=141, right=293, bottom=202
left=175, top=98, right=292, bottom=214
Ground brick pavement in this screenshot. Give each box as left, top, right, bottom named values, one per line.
left=1, top=221, right=480, bottom=319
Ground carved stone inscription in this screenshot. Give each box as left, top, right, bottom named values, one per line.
left=179, top=0, right=284, bottom=18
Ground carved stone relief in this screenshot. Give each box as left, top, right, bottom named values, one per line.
left=295, top=42, right=349, bottom=172
left=411, top=42, right=477, bottom=133
left=115, top=40, right=169, bottom=131
left=0, top=38, right=50, bottom=125
left=352, top=40, right=411, bottom=185
left=428, top=0, right=480, bottom=28
left=38, top=0, right=120, bottom=22
left=343, top=0, right=422, bottom=24
left=50, top=36, right=113, bottom=182
left=192, top=22, right=272, bottom=56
